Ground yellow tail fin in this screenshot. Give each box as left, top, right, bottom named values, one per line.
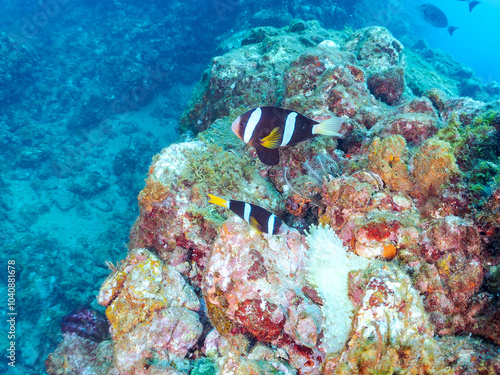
left=312, top=117, right=344, bottom=137
left=208, top=194, right=229, bottom=208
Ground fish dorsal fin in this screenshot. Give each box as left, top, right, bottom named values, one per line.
left=255, top=146, right=280, bottom=166
left=260, top=127, right=282, bottom=149
left=249, top=216, right=263, bottom=232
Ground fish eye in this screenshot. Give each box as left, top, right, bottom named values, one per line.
left=240, top=122, right=245, bottom=127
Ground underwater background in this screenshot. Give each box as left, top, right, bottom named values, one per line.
left=1, top=0, right=499, bottom=374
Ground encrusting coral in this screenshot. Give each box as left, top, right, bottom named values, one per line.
left=202, top=216, right=324, bottom=374
left=319, top=170, right=420, bottom=260
left=411, top=138, right=459, bottom=197
left=368, top=135, right=413, bottom=193
left=129, top=135, right=281, bottom=287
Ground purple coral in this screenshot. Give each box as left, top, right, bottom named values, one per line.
left=61, top=308, right=110, bottom=342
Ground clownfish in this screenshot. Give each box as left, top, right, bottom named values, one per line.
left=231, top=106, right=344, bottom=166
left=208, top=194, right=287, bottom=235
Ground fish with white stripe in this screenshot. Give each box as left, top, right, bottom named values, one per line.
left=208, top=194, right=287, bottom=235
left=231, top=106, right=344, bottom=166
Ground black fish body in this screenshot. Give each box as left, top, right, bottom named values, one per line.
left=231, top=106, right=343, bottom=166
left=233, top=107, right=319, bottom=148
left=208, top=194, right=286, bottom=235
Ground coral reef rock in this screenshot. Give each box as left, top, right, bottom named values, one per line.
left=202, top=216, right=324, bottom=374
left=98, top=248, right=202, bottom=373
left=326, top=266, right=453, bottom=375
left=129, top=139, right=279, bottom=287
left=45, top=333, right=113, bottom=375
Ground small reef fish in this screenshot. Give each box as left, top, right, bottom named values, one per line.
left=416, top=4, right=458, bottom=36
left=231, top=106, right=344, bottom=166
left=457, top=0, right=481, bottom=12
left=208, top=193, right=287, bottom=235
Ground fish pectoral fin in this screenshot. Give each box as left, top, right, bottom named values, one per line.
left=259, top=127, right=282, bottom=149
left=249, top=216, right=263, bottom=233
left=312, top=117, right=344, bottom=137
left=255, top=146, right=280, bottom=166
left=207, top=193, right=229, bottom=208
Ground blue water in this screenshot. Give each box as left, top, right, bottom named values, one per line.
left=410, top=0, right=500, bottom=82
left=340, top=0, right=500, bottom=82
left=0, top=0, right=498, bottom=374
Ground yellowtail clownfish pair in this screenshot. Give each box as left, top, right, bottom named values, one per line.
left=231, top=106, right=344, bottom=166
left=208, top=194, right=287, bottom=235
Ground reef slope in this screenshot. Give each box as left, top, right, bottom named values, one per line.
left=47, top=21, right=500, bottom=375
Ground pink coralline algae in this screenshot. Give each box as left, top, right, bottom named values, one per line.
left=318, top=170, right=494, bottom=341
left=319, top=171, right=418, bottom=260
left=380, top=97, right=440, bottom=145
left=283, top=43, right=384, bottom=131
left=128, top=140, right=280, bottom=287
left=416, top=216, right=485, bottom=334
left=98, top=248, right=203, bottom=373
left=367, top=66, right=405, bottom=105
left=202, top=217, right=324, bottom=373
left=47, top=20, right=500, bottom=375
left=345, top=27, right=406, bottom=106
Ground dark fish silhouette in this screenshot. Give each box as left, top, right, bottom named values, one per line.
left=457, top=0, right=481, bottom=12
left=416, top=4, right=458, bottom=36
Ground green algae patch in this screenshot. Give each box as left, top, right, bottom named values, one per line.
left=436, top=111, right=499, bottom=166
left=177, top=143, right=258, bottom=227
left=197, top=106, right=249, bottom=150
left=191, top=358, right=217, bottom=375
left=177, top=109, right=283, bottom=226
left=435, top=111, right=500, bottom=204
left=179, top=142, right=256, bottom=193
